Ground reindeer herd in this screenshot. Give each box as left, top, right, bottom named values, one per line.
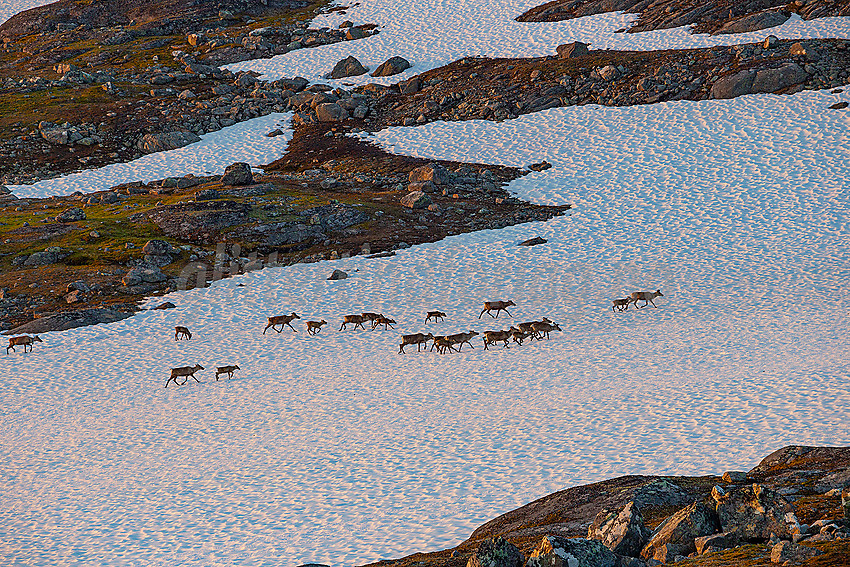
left=3, top=289, right=665, bottom=389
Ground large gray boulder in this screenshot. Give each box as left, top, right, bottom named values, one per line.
left=467, top=537, right=524, bottom=567
left=632, top=479, right=693, bottom=509
left=400, top=191, right=432, bottom=209
left=371, top=56, right=411, bottom=77
left=142, top=239, right=175, bottom=266
left=315, top=102, right=349, bottom=122
left=136, top=131, right=201, bottom=154
left=56, top=207, right=86, bottom=222
left=712, top=484, right=797, bottom=541
left=526, top=536, right=617, bottom=567
left=715, top=10, right=790, bottom=35
left=122, top=266, right=166, bottom=286
left=588, top=502, right=651, bottom=557
left=556, top=41, right=589, bottom=59
left=4, top=308, right=133, bottom=334
left=327, top=56, right=368, bottom=79
left=640, top=501, right=719, bottom=563
left=751, top=63, right=808, bottom=94
left=770, top=540, right=822, bottom=564
left=220, top=162, right=253, bottom=186
left=710, top=70, right=756, bottom=99
left=409, top=163, right=450, bottom=185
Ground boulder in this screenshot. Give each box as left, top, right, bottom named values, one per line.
left=789, top=42, right=808, bottom=57
left=152, top=301, right=176, bottom=310
left=0, top=185, right=16, bottom=200
left=715, top=10, right=790, bottom=34
left=842, top=487, right=850, bottom=520
left=400, top=191, right=432, bottom=209
left=710, top=70, right=756, bottom=99
left=136, top=131, right=201, bottom=154
left=556, top=41, right=589, bottom=59
left=56, top=207, right=86, bottom=222
left=409, top=163, right=450, bottom=185
left=142, top=240, right=174, bottom=257
left=327, top=56, right=368, bottom=79
left=399, top=77, right=420, bottom=94
left=713, top=484, right=797, bottom=540
left=467, top=537, right=524, bottom=567
left=694, top=531, right=740, bottom=554
left=220, top=162, right=253, bottom=186
left=195, top=188, right=221, bottom=201
left=597, top=65, right=619, bottom=81
left=327, top=269, right=348, bottom=281
left=519, top=237, right=547, bottom=246
left=640, top=502, right=719, bottom=563
left=66, top=280, right=91, bottom=293
left=632, top=479, right=693, bottom=509
left=722, top=471, right=748, bottom=483
left=752, top=63, right=808, bottom=93
left=122, top=266, right=166, bottom=286
left=770, top=540, right=822, bottom=564
left=40, top=127, right=70, bottom=145
left=64, top=289, right=84, bottom=304
left=408, top=181, right=437, bottom=193
left=346, top=27, right=366, bottom=40
left=588, top=502, right=651, bottom=557
left=526, top=536, right=617, bottom=567
left=830, top=101, right=849, bottom=109
left=24, top=247, right=69, bottom=266
left=315, top=102, right=349, bottom=122
left=371, top=56, right=412, bottom=77
left=5, top=308, right=133, bottom=334
left=763, top=35, right=779, bottom=49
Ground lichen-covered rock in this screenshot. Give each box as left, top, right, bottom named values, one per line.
left=842, top=487, right=850, bottom=520
left=371, top=56, right=411, bottom=77
left=770, top=540, right=822, bottom=564
left=220, top=162, right=253, bottom=186
left=327, top=56, right=368, bottom=79
left=467, top=537, right=524, bottom=567
left=24, top=247, right=70, bottom=266
left=315, top=102, right=349, bottom=122
left=694, top=531, right=740, bottom=554
left=710, top=70, right=756, bottom=99
left=640, top=501, right=719, bottom=563
left=136, top=131, right=201, bottom=154
left=56, top=207, right=86, bottom=222
left=714, top=10, right=790, bottom=34
left=409, top=163, right=450, bottom=185
left=721, top=471, right=748, bottom=483
left=527, top=536, right=617, bottom=567
left=632, top=479, right=692, bottom=509
left=556, top=41, right=589, bottom=59
left=713, top=484, right=797, bottom=541
left=751, top=63, right=808, bottom=94
left=588, top=502, right=651, bottom=557
left=400, top=191, right=432, bottom=209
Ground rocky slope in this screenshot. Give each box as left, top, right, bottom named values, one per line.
left=360, top=446, right=850, bottom=567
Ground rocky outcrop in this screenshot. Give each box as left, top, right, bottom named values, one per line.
left=588, top=502, right=651, bottom=557
left=527, top=536, right=618, bottom=567
left=4, top=308, right=133, bottom=334
left=400, top=191, right=432, bottom=209
left=467, top=537, right=524, bottom=567
left=714, top=10, right=790, bottom=34
left=56, top=207, right=86, bottom=222
left=712, top=484, right=797, bottom=540
left=142, top=239, right=176, bottom=267
left=146, top=200, right=252, bottom=242
left=122, top=266, right=167, bottom=286
left=136, top=131, right=201, bottom=154
left=770, top=540, right=822, bottom=564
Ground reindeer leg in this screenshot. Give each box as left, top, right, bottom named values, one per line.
left=286, top=322, right=297, bottom=332
left=190, top=373, right=200, bottom=383
left=649, top=299, right=657, bottom=307
left=505, top=309, right=512, bottom=317
left=478, top=309, right=487, bottom=319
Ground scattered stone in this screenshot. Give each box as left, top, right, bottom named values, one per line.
left=842, top=487, right=850, bottom=520
left=763, top=35, right=779, bottom=49
left=829, top=101, right=848, bottom=109
left=371, top=56, right=412, bottom=77
left=327, top=269, right=348, bottom=280
left=467, top=537, right=524, bottom=567
left=152, top=301, right=176, bottom=310
left=220, top=162, right=253, bottom=186
left=315, top=102, right=350, bottom=122
left=56, top=207, right=86, bottom=222
left=400, top=191, right=432, bottom=209
left=195, top=188, right=221, bottom=201
left=519, top=237, right=547, bottom=246
left=64, top=289, right=84, bottom=304
left=66, top=281, right=90, bottom=293
left=328, top=56, right=368, bottom=79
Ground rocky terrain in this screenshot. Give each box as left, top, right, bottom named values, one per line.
left=0, top=0, right=848, bottom=334
left=361, top=445, right=850, bottom=567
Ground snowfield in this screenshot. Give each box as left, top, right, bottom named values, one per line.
left=2, top=0, right=850, bottom=566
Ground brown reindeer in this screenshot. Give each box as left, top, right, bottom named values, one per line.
left=175, top=326, right=192, bottom=340
left=483, top=330, right=512, bottom=350
left=166, top=364, right=204, bottom=387
left=306, top=320, right=328, bottom=335
left=432, top=336, right=457, bottom=354
left=6, top=335, right=42, bottom=354
left=447, top=331, right=479, bottom=351
left=264, top=313, right=300, bottom=334
left=629, top=290, right=664, bottom=309
left=531, top=321, right=562, bottom=340
left=373, top=316, right=396, bottom=330
left=517, top=318, right=552, bottom=334
left=479, top=300, right=516, bottom=319
left=399, top=333, right=434, bottom=353
left=612, top=298, right=631, bottom=312
left=425, top=311, right=447, bottom=323
left=340, top=314, right=368, bottom=331
left=361, top=312, right=382, bottom=328
left=215, top=365, right=240, bottom=380
left=509, top=327, right=532, bottom=345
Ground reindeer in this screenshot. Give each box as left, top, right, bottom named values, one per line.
left=517, top=318, right=552, bottom=335
left=447, top=331, right=479, bottom=351
left=166, top=364, right=204, bottom=387
left=6, top=335, right=42, bottom=354
left=432, top=336, right=458, bottom=354
left=479, top=300, right=516, bottom=319
left=531, top=321, right=562, bottom=340
left=361, top=312, right=382, bottom=329
left=509, top=327, right=532, bottom=346
left=373, top=316, right=396, bottom=330
left=399, top=333, right=434, bottom=353
left=629, top=290, right=664, bottom=309
left=306, top=320, right=328, bottom=335
left=340, top=314, right=368, bottom=331
left=215, top=365, right=240, bottom=380
left=425, top=311, right=447, bottom=323
left=483, top=330, right=512, bottom=350
left=174, top=326, right=192, bottom=340
left=264, top=313, right=300, bottom=334
left=612, top=298, right=631, bottom=312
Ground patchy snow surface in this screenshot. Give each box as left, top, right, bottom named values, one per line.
left=3, top=88, right=850, bottom=566
left=2, top=0, right=850, bottom=566
left=228, top=7, right=850, bottom=86
left=7, top=114, right=293, bottom=199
